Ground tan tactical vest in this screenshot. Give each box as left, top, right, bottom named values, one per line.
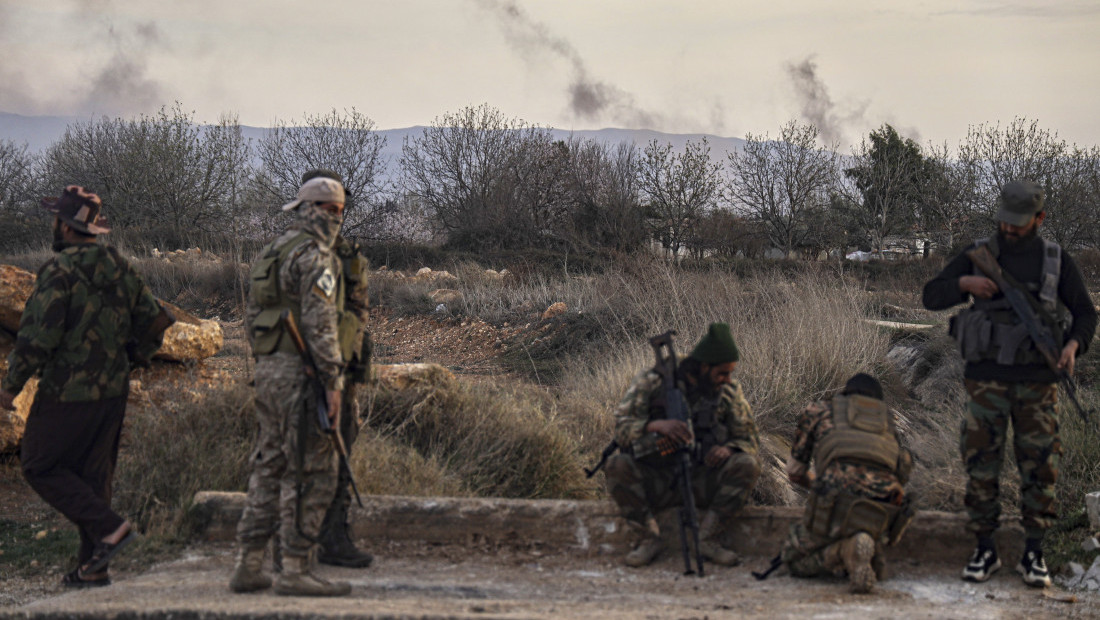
left=813, top=394, right=899, bottom=477
left=249, top=232, right=351, bottom=358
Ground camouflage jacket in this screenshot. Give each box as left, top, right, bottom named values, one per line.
left=614, top=368, right=759, bottom=456
left=789, top=400, right=912, bottom=504
left=3, top=243, right=163, bottom=402
left=246, top=224, right=345, bottom=391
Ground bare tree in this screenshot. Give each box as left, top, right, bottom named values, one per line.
left=400, top=104, right=571, bottom=250
left=253, top=108, right=389, bottom=240
left=726, top=120, right=841, bottom=255
left=39, top=104, right=250, bottom=246
left=563, top=138, right=646, bottom=252
left=637, top=137, right=722, bottom=258
left=912, top=142, right=980, bottom=255
left=0, top=139, right=41, bottom=249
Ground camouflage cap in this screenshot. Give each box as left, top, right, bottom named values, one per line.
left=690, top=322, right=740, bottom=364
left=40, top=185, right=111, bottom=235
left=996, top=180, right=1044, bottom=227
left=281, top=177, right=346, bottom=211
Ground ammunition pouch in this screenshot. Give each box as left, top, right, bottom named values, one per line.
left=251, top=308, right=297, bottom=356
left=337, top=311, right=360, bottom=363
left=347, top=332, right=373, bottom=384
left=804, top=489, right=907, bottom=545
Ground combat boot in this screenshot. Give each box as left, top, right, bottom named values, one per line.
left=840, top=532, right=876, bottom=594
left=319, top=510, right=373, bottom=568
left=228, top=546, right=271, bottom=593
left=697, top=511, right=741, bottom=566
left=624, top=517, right=663, bottom=568
left=273, top=555, right=351, bottom=597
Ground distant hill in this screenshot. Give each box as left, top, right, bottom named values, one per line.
left=0, top=112, right=746, bottom=176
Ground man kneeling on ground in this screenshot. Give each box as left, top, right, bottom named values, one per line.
left=781, top=373, right=915, bottom=594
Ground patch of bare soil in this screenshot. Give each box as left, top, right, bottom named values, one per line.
left=370, top=312, right=526, bottom=377
left=4, top=541, right=1098, bottom=619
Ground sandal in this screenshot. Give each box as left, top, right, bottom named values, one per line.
left=82, top=529, right=137, bottom=574
left=62, top=568, right=111, bottom=588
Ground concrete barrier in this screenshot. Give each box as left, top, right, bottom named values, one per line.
left=191, top=492, right=1026, bottom=563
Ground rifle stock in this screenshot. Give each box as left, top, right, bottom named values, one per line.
left=966, top=245, right=1092, bottom=423
left=280, top=309, right=364, bottom=507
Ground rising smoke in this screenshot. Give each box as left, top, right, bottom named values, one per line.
left=0, top=1, right=167, bottom=118
left=472, top=0, right=662, bottom=129
left=785, top=56, right=868, bottom=148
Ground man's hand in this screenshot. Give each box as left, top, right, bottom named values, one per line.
left=0, top=389, right=15, bottom=411
left=1058, top=339, right=1080, bottom=376
left=786, top=457, right=815, bottom=489
left=959, top=275, right=999, bottom=299
left=325, top=390, right=341, bottom=424
left=646, top=419, right=692, bottom=444
left=704, top=445, right=733, bottom=468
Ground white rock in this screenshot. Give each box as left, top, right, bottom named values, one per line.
left=1086, top=491, right=1100, bottom=529
left=1083, top=537, right=1100, bottom=552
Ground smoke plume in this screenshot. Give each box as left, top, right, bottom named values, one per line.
left=472, top=0, right=661, bottom=129
left=0, top=2, right=168, bottom=118
left=785, top=56, right=868, bottom=147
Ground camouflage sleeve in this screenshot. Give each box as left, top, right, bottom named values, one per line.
left=284, top=240, right=345, bottom=391
left=127, top=267, right=167, bottom=363
left=2, top=262, right=69, bottom=394
left=613, top=370, right=661, bottom=446
left=721, top=379, right=759, bottom=455
left=790, top=402, right=825, bottom=466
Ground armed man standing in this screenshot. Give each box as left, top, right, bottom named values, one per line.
left=299, top=169, right=375, bottom=569
left=922, top=180, right=1097, bottom=587
left=229, top=176, right=350, bottom=597
left=0, top=186, right=171, bottom=587
left=778, top=373, right=914, bottom=594
left=602, top=323, right=760, bottom=569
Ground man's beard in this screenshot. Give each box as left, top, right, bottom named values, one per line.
left=51, top=221, right=66, bottom=252
left=997, top=226, right=1037, bottom=251
left=695, top=371, right=722, bottom=397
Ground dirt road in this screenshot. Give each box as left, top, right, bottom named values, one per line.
left=3, top=541, right=1097, bottom=619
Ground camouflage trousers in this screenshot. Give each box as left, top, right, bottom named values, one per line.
left=782, top=521, right=846, bottom=577
left=319, top=382, right=363, bottom=542
left=961, top=379, right=1061, bottom=538
left=236, top=353, right=338, bottom=560
left=604, top=450, right=760, bottom=527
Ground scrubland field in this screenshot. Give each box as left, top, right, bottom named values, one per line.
left=2, top=243, right=1100, bottom=585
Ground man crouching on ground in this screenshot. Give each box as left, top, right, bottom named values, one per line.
left=781, top=373, right=915, bottom=594
left=604, top=323, right=760, bottom=567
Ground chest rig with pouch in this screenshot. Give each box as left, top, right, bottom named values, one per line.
left=805, top=395, right=911, bottom=546
left=950, top=236, right=1070, bottom=365
left=249, top=232, right=351, bottom=359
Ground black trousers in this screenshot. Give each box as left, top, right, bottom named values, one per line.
left=20, top=391, right=128, bottom=567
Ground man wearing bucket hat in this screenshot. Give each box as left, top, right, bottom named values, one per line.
left=602, top=323, right=761, bottom=568
left=0, top=186, right=171, bottom=588
left=923, top=180, right=1097, bottom=587
left=230, top=176, right=351, bottom=596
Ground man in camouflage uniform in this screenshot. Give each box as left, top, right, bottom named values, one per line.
left=0, top=186, right=169, bottom=587
left=229, top=177, right=351, bottom=597
left=604, top=323, right=760, bottom=568
left=299, top=169, right=374, bottom=569
left=781, top=373, right=913, bottom=594
left=923, top=180, right=1097, bottom=587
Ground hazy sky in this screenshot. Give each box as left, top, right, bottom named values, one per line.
left=1, top=0, right=1098, bottom=150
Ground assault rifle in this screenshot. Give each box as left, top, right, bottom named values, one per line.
left=966, top=245, right=1092, bottom=424
left=649, top=330, right=705, bottom=577
left=280, top=309, right=364, bottom=508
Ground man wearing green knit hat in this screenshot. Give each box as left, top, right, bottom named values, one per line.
left=601, top=323, right=760, bottom=568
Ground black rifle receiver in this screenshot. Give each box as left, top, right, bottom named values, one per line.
left=281, top=309, right=364, bottom=508
left=649, top=330, right=705, bottom=577
left=967, top=245, right=1092, bottom=424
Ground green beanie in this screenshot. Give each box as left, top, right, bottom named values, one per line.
left=690, top=323, right=740, bottom=364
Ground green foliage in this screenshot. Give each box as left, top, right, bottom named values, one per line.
left=0, top=520, right=78, bottom=578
